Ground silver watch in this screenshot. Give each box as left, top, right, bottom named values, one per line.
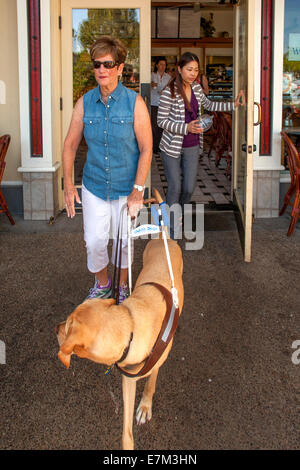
left=133, top=184, right=144, bottom=192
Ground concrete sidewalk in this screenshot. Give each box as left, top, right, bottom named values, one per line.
left=0, top=211, right=299, bottom=450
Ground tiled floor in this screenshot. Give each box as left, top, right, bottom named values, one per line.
left=74, top=138, right=233, bottom=208
left=151, top=146, right=233, bottom=208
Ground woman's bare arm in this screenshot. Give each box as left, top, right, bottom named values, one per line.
left=62, top=97, right=84, bottom=218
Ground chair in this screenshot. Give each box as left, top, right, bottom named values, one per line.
left=214, top=112, right=232, bottom=178
left=207, top=112, right=220, bottom=158
left=280, top=131, right=300, bottom=236
left=0, top=134, right=15, bottom=225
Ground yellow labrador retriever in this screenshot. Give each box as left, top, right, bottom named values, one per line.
left=56, top=209, right=183, bottom=450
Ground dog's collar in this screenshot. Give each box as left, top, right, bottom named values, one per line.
left=104, top=332, right=133, bottom=376
left=118, top=332, right=133, bottom=364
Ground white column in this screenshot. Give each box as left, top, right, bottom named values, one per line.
left=17, top=0, right=59, bottom=174
left=40, top=0, right=53, bottom=168
left=253, top=0, right=285, bottom=172
left=16, top=0, right=31, bottom=171
left=17, top=0, right=59, bottom=219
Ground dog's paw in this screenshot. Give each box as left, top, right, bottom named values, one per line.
left=136, top=402, right=152, bottom=425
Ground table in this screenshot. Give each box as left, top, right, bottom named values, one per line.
left=282, top=127, right=300, bottom=135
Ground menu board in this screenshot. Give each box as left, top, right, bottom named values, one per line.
left=157, top=8, right=179, bottom=38
left=180, top=9, right=201, bottom=38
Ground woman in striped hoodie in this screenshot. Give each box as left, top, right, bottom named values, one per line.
left=157, top=52, right=244, bottom=238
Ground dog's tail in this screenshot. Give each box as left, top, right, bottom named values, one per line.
left=153, top=188, right=169, bottom=239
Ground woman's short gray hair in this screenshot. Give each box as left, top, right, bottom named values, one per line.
left=90, top=36, right=127, bottom=64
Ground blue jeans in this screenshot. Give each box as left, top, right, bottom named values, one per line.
left=161, top=146, right=200, bottom=238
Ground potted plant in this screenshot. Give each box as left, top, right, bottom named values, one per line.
left=201, top=13, right=216, bottom=38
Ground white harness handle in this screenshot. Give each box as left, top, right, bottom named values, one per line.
left=127, top=205, right=179, bottom=309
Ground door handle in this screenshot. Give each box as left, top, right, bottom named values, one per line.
left=242, top=144, right=257, bottom=153
left=254, top=102, right=262, bottom=126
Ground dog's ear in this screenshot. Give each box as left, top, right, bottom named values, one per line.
left=58, top=320, right=77, bottom=369
left=58, top=338, right=75, bottom=369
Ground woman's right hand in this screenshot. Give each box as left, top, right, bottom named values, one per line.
left=187, top=119, right=203, bottom=134
left=64, top=182, right=81, bottom=218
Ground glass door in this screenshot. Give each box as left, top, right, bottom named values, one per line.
left=61, top=0, right=151, bottom=191
left=232, top=0, right=255, bottom=262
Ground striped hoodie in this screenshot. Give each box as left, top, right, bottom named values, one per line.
left=157, top=82, right=234, bottom=159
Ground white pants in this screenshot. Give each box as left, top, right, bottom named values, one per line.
left=82, top=185, right=132, bottom=273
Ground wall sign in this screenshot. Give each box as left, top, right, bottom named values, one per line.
left=289, top=33, right=300, bottom=61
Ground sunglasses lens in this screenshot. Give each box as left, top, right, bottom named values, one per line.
left=93, top=61, right=117, bottom=69
left=103, top=61, right=118, bottom=69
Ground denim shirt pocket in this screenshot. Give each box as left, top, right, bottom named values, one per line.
left=110, top=116, right=134, bottom=138
left=83, top=117, right=102, bottom=140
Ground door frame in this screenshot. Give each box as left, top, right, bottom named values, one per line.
left=232, top=0, right=255, bottom=262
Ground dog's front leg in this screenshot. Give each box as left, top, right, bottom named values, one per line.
left=136, top=367, right=159, bottom=425
left=122, top=375, right=137, bottom=450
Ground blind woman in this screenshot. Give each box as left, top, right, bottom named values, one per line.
left=62, top=36, right=152, bottom=301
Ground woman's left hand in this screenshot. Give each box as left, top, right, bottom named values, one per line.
left=187, top=119, right=204, bottom=134
left=234, top=90, right=246, bottom=107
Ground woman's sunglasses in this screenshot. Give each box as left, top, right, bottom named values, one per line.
left=92, top=60, right=119, bottom=69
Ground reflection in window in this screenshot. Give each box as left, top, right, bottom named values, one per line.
left=72, top=9, right=140, bottom=106
left=283, top=0, right=300, bottom=127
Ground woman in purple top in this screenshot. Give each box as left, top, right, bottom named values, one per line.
left=158, top=52, right=245, bottom=238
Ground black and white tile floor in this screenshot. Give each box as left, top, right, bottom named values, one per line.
left=74, top=139, right=233, bottom=209
left=151, top=147, right=233, bottom=208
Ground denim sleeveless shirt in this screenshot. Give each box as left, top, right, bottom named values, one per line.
left=82, top=81, right=139, bottom=200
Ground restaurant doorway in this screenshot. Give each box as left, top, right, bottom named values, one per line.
left=151, top=0, right=256, bottom=261
left=60, top=0, right=256, bottom=261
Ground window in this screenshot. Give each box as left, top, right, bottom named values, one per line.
left=283, top=0, right=300, bottom=127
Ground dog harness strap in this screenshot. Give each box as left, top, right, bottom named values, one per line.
left=112, top=203, right=127, bottom=304
left=116, top=282, right=180, bottom=378
left=112, top=213, right=121, bottom=302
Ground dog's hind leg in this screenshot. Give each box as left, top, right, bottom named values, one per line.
left=122, top=375, right=137, bottom=450
left=136, top=367, right=159, bottom=425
